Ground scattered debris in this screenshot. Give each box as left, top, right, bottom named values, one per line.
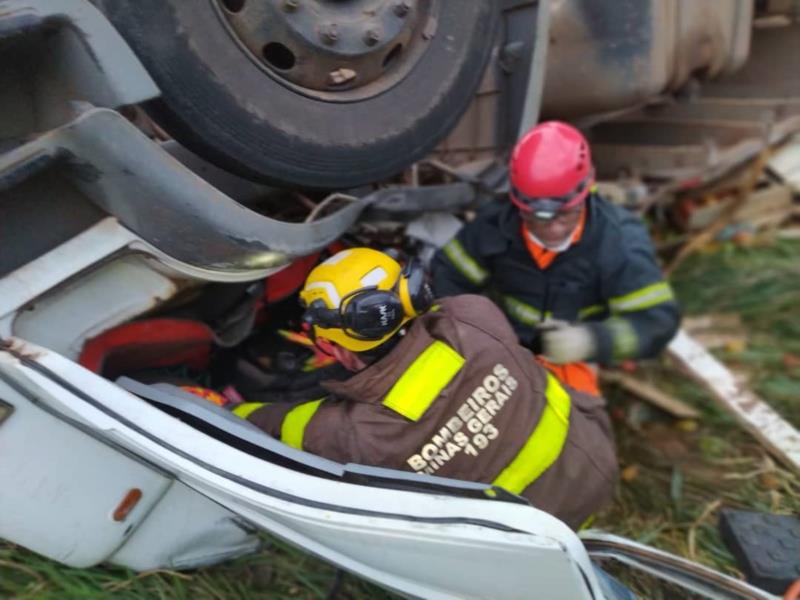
left=687, top=499, right=722, bottom=561
left=767, top=133, right=800, bottom=192
left=667, top=329, right=800, bottom=474
left=682, top=314, right=748, bottom=352
left=600, top=370, right=700, bottom=420
left=777, top=227, right=800, bottom=239
left=620, top=464, right=640, bottom=482
left=730, top=184, right=795, bottom=230
left=676, top=183, right=794, bottom=233
left=666, top=151, right=771, bottom=275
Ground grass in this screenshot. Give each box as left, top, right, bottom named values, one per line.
left=594, top=238, right=800, bottom=585
left=0, top=536, right=394, bottom=599
left=2, top=240, right=799, bottom=598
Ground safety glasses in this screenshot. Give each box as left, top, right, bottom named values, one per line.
left=510, top=172, right=594, bottom=220
left=520, top=205, right=583, bottom=225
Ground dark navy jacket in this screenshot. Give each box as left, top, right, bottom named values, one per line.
left=431, top=195, right=680, bottom=366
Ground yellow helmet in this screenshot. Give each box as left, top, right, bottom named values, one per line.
left=300, top=248, right=430, bottom=352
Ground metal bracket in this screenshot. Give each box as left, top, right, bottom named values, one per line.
left=0, top=107, right=483, bottom=271
left=581, top=532, right=779, bottom=599
left=0, top=0, right=160, bottom=136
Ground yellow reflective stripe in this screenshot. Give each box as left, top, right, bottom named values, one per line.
left=383, top=341, right=465, bottom=422
left=606, top=317, right=638, bottom=359
left=281, top=399, right=324, bottom=450
left=609, top=281, right=674, bottom=312
left=493, top=373, right=571, bottom=494
left=502, top=295, right=551, bottom=325
left=442, top=239, right=489, bottom=286
left=579, top=514, right=596, bottom=531
left=578, top=304, right=605, bottom=320
left=233, top=402, right=267, bottom=419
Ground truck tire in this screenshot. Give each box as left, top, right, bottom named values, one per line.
left=95, top=1, right=498, bottom=190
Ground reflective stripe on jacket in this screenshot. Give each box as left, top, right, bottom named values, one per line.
left=431, top=195, right=681, bottom=365
left=246, top=295, right=618, bottom=528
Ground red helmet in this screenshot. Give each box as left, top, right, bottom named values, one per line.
left=509, top=121, right=595, bottom=219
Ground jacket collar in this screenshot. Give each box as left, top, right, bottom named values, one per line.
left=322, top=319, right=436, bottom=404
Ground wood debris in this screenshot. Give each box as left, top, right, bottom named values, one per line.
left=600, top=370, right=700, bottom=420
left=667, top=329, right=800, bottom=474
left=666, top=150, right=770, bottom=275
left=682, top=314, right=748, bottom=352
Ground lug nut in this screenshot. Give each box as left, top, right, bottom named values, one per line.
left=283, top=0, right=299, bottom=11
left=363, top=29, right=380, bottom=46
left=394, top=1, right=410, bottom=17
left=320, top=23, right=339, bottom=45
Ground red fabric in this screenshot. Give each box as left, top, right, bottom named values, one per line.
left=79, top=319, right=213, bottom=377
left=263, top=242, right=349, bottom=305
left=510, top=121, right=593, bottom=202
left=264, top=253, right=321, bottom=304
left=521, top=206, right=587, bottom=270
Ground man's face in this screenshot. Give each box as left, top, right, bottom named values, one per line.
left=521, top=206, right=583, bottom=248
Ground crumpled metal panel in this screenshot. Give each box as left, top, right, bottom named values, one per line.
left=0, top=108, right=367, bottom=270
left=0, top=108, right=479, bottom=271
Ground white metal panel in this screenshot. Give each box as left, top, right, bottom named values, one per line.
left=5, top=341, right=603, bottom=599
left=0, top=219, right=138, bottom=325
left=108, top=481, right=260, bottom=571
left=0, top=216, right=284, bottom=352
left=12, top=256, right=177, bottom=360
left=0, top=368, right=172, bottom=568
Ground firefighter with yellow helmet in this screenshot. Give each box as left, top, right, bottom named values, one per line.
left=236, top=247, right=618, bottom=529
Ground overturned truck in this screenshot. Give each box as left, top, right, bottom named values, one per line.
left=1, top=0, right=798, bottom=597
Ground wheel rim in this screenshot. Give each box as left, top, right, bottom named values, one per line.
left=213, top=0, right=439, bottom=102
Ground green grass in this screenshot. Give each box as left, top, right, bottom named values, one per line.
left=595, top=239, right=800, bottom=581
left=2, top=240, right=799, bottom=598
left=0, top=536, right=394, bottom=599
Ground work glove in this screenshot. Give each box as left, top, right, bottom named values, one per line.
left=538, top=320, right=596, bottom=364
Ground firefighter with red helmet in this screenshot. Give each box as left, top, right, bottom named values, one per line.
left=432, top=121, right=680, bottom=394
left=236, top=247, right=618, bottom=529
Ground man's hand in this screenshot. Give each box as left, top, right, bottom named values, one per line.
left=539, top=322, right=596, bottom=364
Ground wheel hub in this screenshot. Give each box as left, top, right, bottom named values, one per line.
left=215, top=0, right=436, bottom=99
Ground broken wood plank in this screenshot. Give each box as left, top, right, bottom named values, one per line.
left=667, top=329, right=800, bottom=474
left=666, top=151, right=770, bottom=275
left=682, top=314, right=743, bottom=331
left=688, top=332, right=747, bottom=352
left=600, top=371, right=700, bottom=419
left=777, top=227, right=800, bottom=240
